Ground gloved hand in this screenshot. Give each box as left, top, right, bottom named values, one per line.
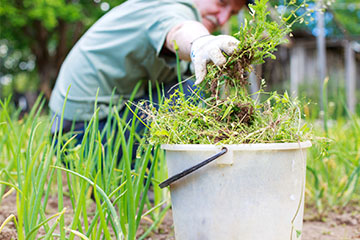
left=190, top=35, right=240, bottom=85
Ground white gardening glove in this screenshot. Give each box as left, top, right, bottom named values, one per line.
left=190, top=35, right=240, bottom=85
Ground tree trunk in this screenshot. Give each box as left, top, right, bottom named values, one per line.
left=38, top=62, right=56, bottom=99
left=25, top=17, right=85, bottom=100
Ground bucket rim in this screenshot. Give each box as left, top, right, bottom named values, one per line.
left=161, top=140, right=312, bottom=151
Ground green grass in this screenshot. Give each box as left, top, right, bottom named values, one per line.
left=0, top=94, right=169, bottom=240
left=303, top=77, right=360, bottom=216
left=306, top=114, right=360, bottom=215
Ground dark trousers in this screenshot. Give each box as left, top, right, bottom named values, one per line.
left=51, top=80, right=196, bottom=161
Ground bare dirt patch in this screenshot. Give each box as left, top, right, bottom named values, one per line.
left=302, top=205, right=360, bottom=240
left=0, top=192, right=17, bottom=240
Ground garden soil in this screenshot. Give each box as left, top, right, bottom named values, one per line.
left=1, top=192, right=359, bottom=240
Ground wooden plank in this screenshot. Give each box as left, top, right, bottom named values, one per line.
left=344, top=40, right=356, bottom=113
left=316, top=3, right=327, bottom=110
left=290, top=45, right=305, bottom=96
left=249, top=67, right=260, bottom=98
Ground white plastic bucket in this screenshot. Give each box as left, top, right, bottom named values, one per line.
left=162, top=141, right=312, bottom=240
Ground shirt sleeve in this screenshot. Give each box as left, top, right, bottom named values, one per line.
left=145, top=1, right=201, bottom=55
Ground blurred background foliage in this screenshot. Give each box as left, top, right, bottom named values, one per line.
left=0, top=0, right=125, bottom=101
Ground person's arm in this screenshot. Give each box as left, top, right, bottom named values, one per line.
left=165, top=21, right=209, bottom=61
left=165, top=21, right=239, bottom=85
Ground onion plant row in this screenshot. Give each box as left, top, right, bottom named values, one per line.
left=304, top=78, right=360, bottom=216
left=0, top=92, right=169, bottom=240
left=305, top=113, right=360, bottom=215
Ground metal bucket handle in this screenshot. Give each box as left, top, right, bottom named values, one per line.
left=159, top=147, right=228, bottom=188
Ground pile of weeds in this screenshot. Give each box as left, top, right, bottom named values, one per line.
left=144, top=0, right=313, bottom=145
left=146, top=90, right=311, bottom=145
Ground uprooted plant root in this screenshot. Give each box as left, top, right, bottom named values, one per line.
left=214, top=101, right=254, bottom=125
left=207, top=51, right=253, bottom=99
left=224, top=52, right=253, bottom=88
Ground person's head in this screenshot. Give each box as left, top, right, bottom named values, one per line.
left=193, top=0, right=247, bottom=32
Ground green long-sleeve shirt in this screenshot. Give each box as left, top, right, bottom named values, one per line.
left=49, top=0, right=200, bottom=121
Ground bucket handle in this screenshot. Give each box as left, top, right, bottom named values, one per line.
left=159, top=147, right=228, bottom=189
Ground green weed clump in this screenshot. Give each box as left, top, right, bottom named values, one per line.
left=148, top=90, right=311, bottom=144
left=146, top=0, right=312, bottom=145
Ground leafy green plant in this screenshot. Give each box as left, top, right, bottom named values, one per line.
left=0, top=0, right=126, bottom=97
left=146, top=0, right=313, bottom=145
